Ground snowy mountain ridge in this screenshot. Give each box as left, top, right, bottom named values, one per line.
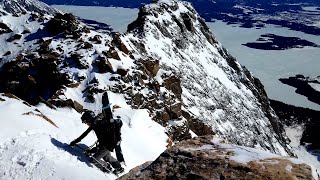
left=1, top=0, right=317, bottom=179
left=0, top=0, right=58, bottom=15
left=123, top=0, right=291, bottom=155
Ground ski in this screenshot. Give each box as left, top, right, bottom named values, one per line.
left=72, top=145, right=113, bottom=174
left=102, top=91, right=112, bottom=119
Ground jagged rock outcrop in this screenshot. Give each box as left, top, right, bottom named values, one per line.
left=46, top=13, right=79, bottom=36
left=0, top=53, right=72, bottom=105
left=123, top=0, right=292, bottom=155
left=120, top=136, right=315, bottom=180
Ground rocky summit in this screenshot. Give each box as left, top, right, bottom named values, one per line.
left=120, top=136, right=315, bottom=180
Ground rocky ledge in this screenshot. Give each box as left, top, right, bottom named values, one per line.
left=119, top=136, right=315, bottom=180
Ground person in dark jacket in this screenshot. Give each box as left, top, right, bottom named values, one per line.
left=70, top=110, right=124, bottom=174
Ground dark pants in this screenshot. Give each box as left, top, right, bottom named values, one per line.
left=91, top=147, right=121, bottom=171
left=115, top=144, right=124, bottom=162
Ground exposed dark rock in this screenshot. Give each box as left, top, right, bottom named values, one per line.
left=163, top=75, right=182, bottom=99
left=182, top=110, right=214, bottom=136
left=218, top=47, right=241, bottom=73
left=93, top=56, right=113, bottom=73
left=155, top=111, right=170, bottom=124
left=140, top=58, right=160, bottom=77
left=45, top=13, right=78, bottom=36
left=89, top=35, right=102, bottom=44
left=166, top=121, right=192, bottom=142
left=49, top=99, right=83, bottom=113
left=116, top=68, right=128, bottom=77
left=65, top=53, right=89, bottom=69
left=120, top=136, right=313, bottom=180
left=147, top=80, right=160, bottom=93
left=66, top=83, right=80, bottom=88
left=103, top=47, right=121, bottom=60
left=165, top=102, right=182, bottom=119
left=0, top=55, right=71, bottom=105
left=3, top=51, right=11, bottom=56
left=78, top=42, right=93, bottom=49
left=15, top=54, right=25, bottom=61
left=181, top=13, right=195, bottom=32
left=111, top=33, right=129, bottom=54
left=81, top=26, right=91, bottom=33
left=22, top=28, right=31, bottom=34
left=30, top=12, right=46, bottom=22
left=197, top=17, right=218, bottom=45
left=131, top=92, right=144, bottom=109
left=41, top=53, right=60, bottom=61
left=0, top=22, right=12, bottom=34
left=38, top=39, right=53, bottom=54
left=81, top=82, right=104, bottom=104
left=127, top=6, right=149, bottom=33
left=86, top=94, right=95, bottom=103
left=6, top=34, right=22, bottom=42
left=23, top=110, right=58, bottom=128
left=3, top=93, right=20, bottom=100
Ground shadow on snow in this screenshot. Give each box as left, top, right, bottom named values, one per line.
left=50, top=138, right=93, bottom=167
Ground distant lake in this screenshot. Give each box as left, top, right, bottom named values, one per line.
left=52, top=5, right=320, bottom=110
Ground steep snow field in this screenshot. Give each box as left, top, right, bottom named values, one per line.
left=0, top=94, right=168, bottom=179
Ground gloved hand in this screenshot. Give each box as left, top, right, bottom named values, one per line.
left=69, top=140, right=77, bottom=147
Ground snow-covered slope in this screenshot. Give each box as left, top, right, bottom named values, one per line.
left=0, top=0, right=58, bottom=67
left=0, top=1, right=168, bottom=179
left=0, top=93, right=167, bottom=179
left=123, top=0, right=291, bottom=155
left=0, top=0, right=304, bottom=179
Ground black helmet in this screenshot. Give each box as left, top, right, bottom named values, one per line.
left=81, top=110, right=95, bottom=123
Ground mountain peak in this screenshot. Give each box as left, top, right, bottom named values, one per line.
left=125, top=0, right=292, bottom=155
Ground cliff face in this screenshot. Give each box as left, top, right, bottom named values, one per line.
left=122, top=0, right=291, bottom=155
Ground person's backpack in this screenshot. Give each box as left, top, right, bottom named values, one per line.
left=112, top=117, right=123, bottom=143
